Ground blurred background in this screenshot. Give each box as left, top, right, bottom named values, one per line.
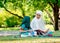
left=0, top=0, right=60, bottom=31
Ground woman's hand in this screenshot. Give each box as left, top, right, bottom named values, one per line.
left=44, top=29, right=49, bottom=33
left=37, top=29, right=49, bottom=34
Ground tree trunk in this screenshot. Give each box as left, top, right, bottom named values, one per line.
left=53, top=4, right=59, bottom=31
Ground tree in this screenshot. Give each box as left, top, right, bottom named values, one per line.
left=0, top=0, right=29, bottom=19
left=44, top=0, right=60, bottom=31
left=31, top=0, right=60, bottom=31
left=0, top=0, right=60, bottom=31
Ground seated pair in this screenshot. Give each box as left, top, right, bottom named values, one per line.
left=20, top=10, right=53, bottom=36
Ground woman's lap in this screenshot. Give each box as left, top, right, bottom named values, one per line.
left=35, top=30, right=53, bottom=36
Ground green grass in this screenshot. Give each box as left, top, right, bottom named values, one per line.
left=0, top=24, right=54, bottom=31
left=0, top=31, right=60, bottom=43
left=0, top=27, right=19, bottom=31
left=53, top=30, right=60, bottom=36
left=0, top=38, right=60, bottom=43
left=0, top=30, right=60, bottom=41
left=0, top=36, right=60, bottom=43
left=0, top=25, right=60, bottom=43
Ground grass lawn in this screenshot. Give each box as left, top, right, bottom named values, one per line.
left=0, top=25, right=60, bottom=43
left=0, top=31, right=60, bottom=43
left=0, top=36, right=60, bottom=43
left=0, top=35, right=60, bottom=43
left=0, top=24, right=54, bottom=31
left=0, top=27, right=19, bottom=31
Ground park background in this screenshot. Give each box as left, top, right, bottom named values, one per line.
left=0, top=0, right=60, bottom=43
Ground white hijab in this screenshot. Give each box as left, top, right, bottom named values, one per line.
left=30, top=10, right=47, bottom=31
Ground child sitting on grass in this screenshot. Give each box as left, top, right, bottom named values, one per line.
left=20, top=16, right=30, bottom=32
left=20, top=16, right=37, bottom=37
left=30, top=10, right=53, bottom=36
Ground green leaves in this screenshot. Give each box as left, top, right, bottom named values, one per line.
left=5, top=16, right=20, bottom=27
left=12, top=0, right=16, bottom=3
left=0, top=0, right=3, bottom=7
left=58, top=0, right=60, bottom=7
left=4, top=0, right=11, bottom=4
left=4, top=0, right=16, bottom=4
left=0, top=2, right=3, bottom=7
left=32, top=0, right=47, bottom=10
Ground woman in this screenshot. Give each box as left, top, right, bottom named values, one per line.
left=30, top=10, right=53, bottom=36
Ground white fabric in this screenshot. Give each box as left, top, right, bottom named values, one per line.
left=36, top=10, right=42, bottom=15
left=30, top=17, right=47, bottom=31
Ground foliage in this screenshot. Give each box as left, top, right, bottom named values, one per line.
left=0, top=0, right=54, bottom=27
left=0, top=0, right=60, bottom=31
left=0, top=17, right=4, bottom=27
left=5, top=16, right=22, bottom=27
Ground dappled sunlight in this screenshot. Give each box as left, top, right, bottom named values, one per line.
left=45, top=24, right=54, bottom=31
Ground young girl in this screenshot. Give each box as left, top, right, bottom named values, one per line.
left=20, top=16, right=37, bottom=37
left=20, top=16, right=30, bottom=32
left=30, top=10, right=53, bottom=36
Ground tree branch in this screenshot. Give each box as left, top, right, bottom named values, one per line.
left=44, top=9, right=54, bottom=24
left=47, top=1, right=54, bottom=9
left=20, top=7, right=25, bottom=17
left=3, top=6, right=23, bottom=19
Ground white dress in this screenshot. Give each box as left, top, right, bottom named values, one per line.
left=30, top=17, right=52, bottom=35
left=30, top=17, right=47, bottom=31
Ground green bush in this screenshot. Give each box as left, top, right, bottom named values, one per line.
left=0, top=17, right=4, bottom=27
left=5, top=16, right=22, bottom=27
